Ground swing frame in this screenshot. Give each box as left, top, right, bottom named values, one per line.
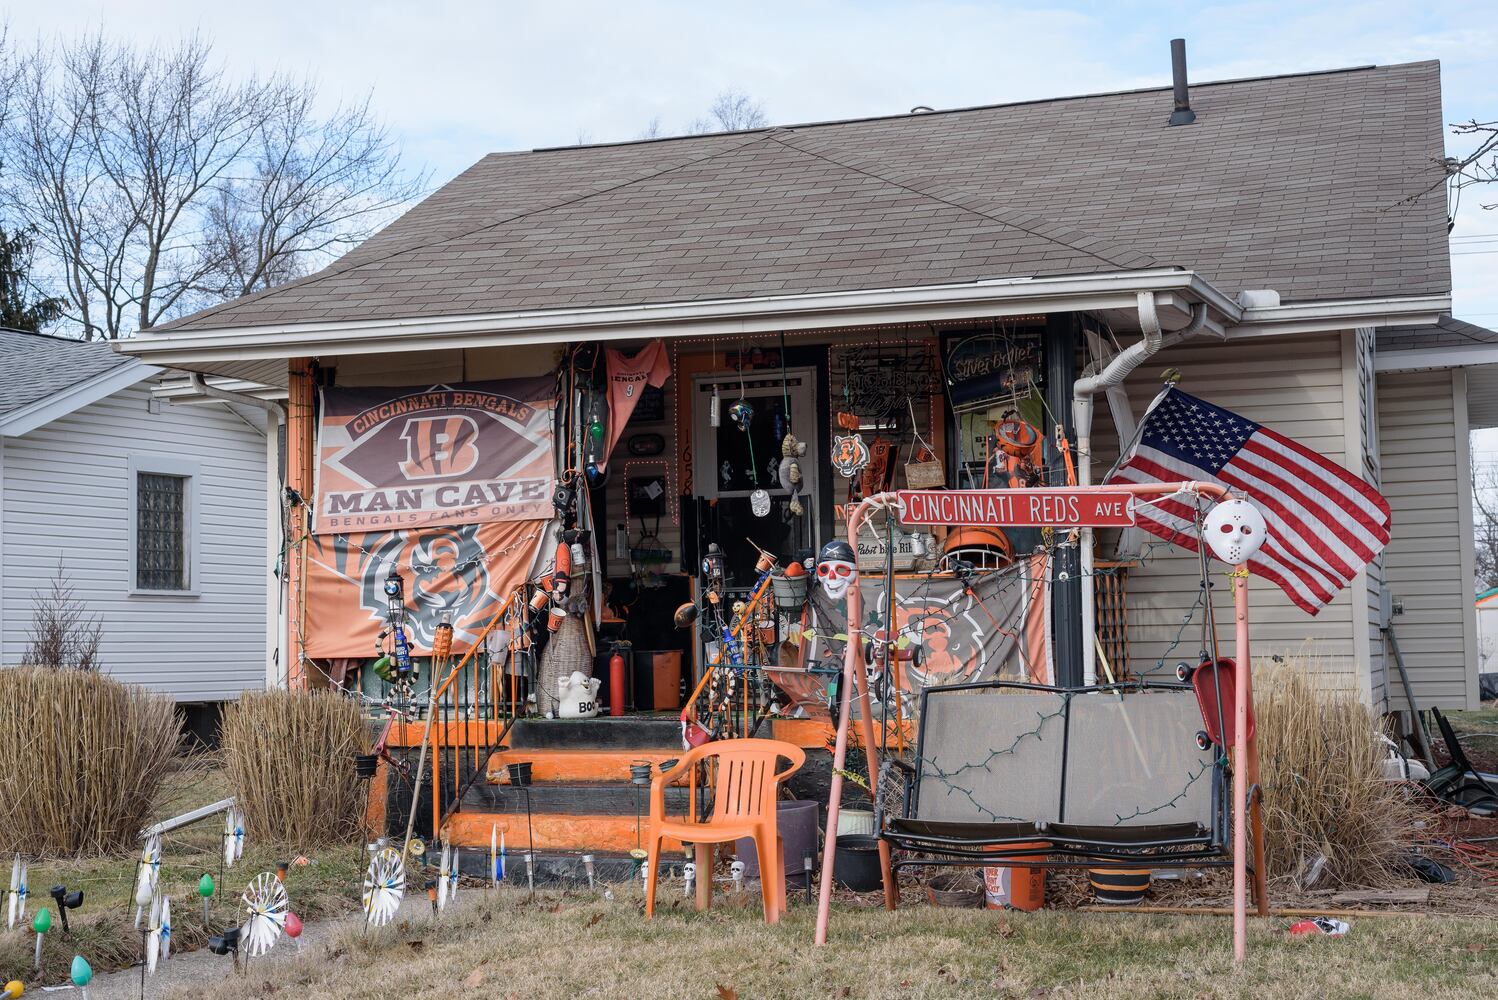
left=813, top=482, right=1268, bottom=964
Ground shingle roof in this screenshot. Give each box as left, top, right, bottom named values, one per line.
left=1377, top=315, right=1498, bottom=353
left=0, top=328, right=136, bottom=418
left=160, top=60, right=1450, bottom=334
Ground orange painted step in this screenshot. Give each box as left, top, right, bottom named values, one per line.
left=486, top=747, right=680, bottom=784
left=446, top=810, right=685, bottom=853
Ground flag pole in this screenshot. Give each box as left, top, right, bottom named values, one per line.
left=1232, top=568, right=1250, bottom=963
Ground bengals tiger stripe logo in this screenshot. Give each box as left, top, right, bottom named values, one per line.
left=398, top=415, right=481, bottom=480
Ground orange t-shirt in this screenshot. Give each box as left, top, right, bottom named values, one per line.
left=601, top=340, right=671, bottom=471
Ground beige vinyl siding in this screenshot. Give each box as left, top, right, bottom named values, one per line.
left=1090, top=333, right=1361, bottom=689
left=1376, top=368, right=1478, bottom=709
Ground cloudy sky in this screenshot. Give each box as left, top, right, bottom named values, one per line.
left=9, top=1, right=1497, bottom=322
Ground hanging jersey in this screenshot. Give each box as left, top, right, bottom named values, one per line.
left=601, top=340, right=671, bottom=471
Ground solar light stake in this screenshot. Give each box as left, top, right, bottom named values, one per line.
left=49, top=886, right=82, bottom=937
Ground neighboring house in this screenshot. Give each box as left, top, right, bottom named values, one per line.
left=122, top=54, right=1494, bottom=731
left=0, top=329, right=271, bottom=722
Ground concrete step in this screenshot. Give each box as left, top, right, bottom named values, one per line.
left=487, top=747, right=681, bottom=784
left=464, top=780, right=691, bottom=816
left=445, top=809, right=684, bottom=853
left=452, top=848, right=692, bottom=886
left=505, top=717, right=682, bottom=750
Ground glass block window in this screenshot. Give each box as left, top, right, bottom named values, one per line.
left=137, top=472, right=187, bottom=590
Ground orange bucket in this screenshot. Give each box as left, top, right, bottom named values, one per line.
left=982, top=842, right=1047, bottom=911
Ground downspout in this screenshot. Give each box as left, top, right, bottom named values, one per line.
left=1072, top=294, right=1207, bottom=684
left=187, top=373, right=285, bottom=421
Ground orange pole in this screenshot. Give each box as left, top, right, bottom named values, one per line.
left=1232, top=569, right=1250, bottom=962
left=284, top=359, right=315, bottom=689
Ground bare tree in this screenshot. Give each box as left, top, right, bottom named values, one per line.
left=1, top=33, right=421, bottom=338
left=636, top=116, right=664, bottom=141
left=23, top=559, right=103, bottom=671
left=689, top=88, right=768, bottom=135
left=1473, top=462, right=1498, bottom=591
left=197, top=90, right=425, bottom=299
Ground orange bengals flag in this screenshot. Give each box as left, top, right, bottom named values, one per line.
left=314, top=378, right=556, bottom=534
left=304, top=520, right=548, bottom=657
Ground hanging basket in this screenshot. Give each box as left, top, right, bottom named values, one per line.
left=771, top=574, right=808, bottom=613
left=904, top=458, right=946, bottom=490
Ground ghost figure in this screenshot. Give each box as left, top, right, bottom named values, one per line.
left=1203, top=498, right=1267, bottom=565
left=556, top=671, right=602, bottom=718
left=815, top=539, right=858, bottom=602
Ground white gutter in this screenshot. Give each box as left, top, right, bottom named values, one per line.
left=1072, top=294, right=1210, bottom=685
left=118, top=269, right=1242, bottom=366
left=1375, top=345, right=1498, bottom=372
left=1229, top=295, right=1448, bottom=339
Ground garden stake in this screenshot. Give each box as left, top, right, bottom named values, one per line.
left=583, top=854, right=595, bottom=890
left=199, top=874, right=215, bottom=928
left=70, top=956, right=92, bottom=1000
left=31, top=907, right=48, bottom=971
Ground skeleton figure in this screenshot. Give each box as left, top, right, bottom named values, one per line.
left=1203, top=498, right=1268, bottom=565
left=815, top=539, right=858, bottom=602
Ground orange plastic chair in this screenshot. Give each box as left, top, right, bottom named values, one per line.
left=644, top=738, right=806, bottom=924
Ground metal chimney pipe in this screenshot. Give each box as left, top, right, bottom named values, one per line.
left=1169, top=38, right=1196, bottom=126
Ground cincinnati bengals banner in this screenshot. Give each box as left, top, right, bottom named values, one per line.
left=774, top=568, right=1050, bottom=718
left=314, top=378, right=556, bottom=533
left=304, top=519, right=548, bottom=657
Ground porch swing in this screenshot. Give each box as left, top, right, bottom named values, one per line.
left=814, top=482, right=1271, bottom=962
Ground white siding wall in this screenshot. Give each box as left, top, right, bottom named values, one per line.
left=1, top=382, right=267, bottom=701
left=1376, top=368, right=1480, bottom=709
left=1091, top=333, right=1364, bottom=690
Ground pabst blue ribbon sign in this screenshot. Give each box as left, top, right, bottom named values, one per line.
left=315, top=378, right=556, bottom=533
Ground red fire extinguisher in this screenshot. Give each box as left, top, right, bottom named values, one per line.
left=609, top=643, right=628, bottom=717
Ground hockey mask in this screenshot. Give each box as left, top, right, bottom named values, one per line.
left=1203, top=498, right=1267, bottom=565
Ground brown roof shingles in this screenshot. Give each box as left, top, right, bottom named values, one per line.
left=159, top=61, right=1450, bottom=333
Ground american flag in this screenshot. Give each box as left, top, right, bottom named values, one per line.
left=1105, top=387, right=1391, bottom=614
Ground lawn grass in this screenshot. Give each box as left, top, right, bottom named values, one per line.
left=0, top=764, right=366, bottom=984
left=172, top=887, right=1497, bottom=1000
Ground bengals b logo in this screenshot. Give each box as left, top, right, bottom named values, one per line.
left=398, top=415, right=480, bottom=480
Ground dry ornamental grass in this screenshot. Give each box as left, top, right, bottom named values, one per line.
left=221, top=690, right=368, bottom=848
left=0, top=667, right=177, bottom=856
left=1253, top=655, right=1419, bottom=887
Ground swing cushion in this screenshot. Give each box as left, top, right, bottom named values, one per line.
left=882, top=682, right=1227, bottom=862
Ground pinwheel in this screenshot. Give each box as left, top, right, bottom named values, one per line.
left=362, top=847, right=404, bottom=929
left=6, top=856, right=25, bottom=929
left=224, top=807, right=245, bottom=869
left=436, top=841, right=451, bottom=913
left=146, top=896, right=171, bottom=973
left=240, top=872, right=288, bottom=958
left=133, top=835, right=161, bottom=928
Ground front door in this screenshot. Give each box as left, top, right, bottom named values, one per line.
left=691, top=368, right=820, bottom=586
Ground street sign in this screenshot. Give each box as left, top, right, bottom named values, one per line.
left=895, top=489, right=1137, bottom=528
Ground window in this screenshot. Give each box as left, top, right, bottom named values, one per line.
left=129, top=455, right=198, bottom=596
left=137, top=472, right=188, bottom=590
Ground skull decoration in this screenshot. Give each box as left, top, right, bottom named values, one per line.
left=816, top=539, right=858, bottom=601
left=728, top=399, right=755, bottom=431
left=1203, top=498, right=1267, bottom=565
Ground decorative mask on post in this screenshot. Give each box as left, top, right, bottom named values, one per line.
left=1203, top=498, right=1267, bottom=565
left=815, top=539, right=858, bottom=601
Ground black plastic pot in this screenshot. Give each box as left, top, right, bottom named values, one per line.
left=833, top=835, right=883, bottom=892
left=508, top=761, right=533, bottom=787
left=353, top=754, right=379, bottom=779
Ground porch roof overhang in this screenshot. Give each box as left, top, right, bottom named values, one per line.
left=115, top=267, right=1450, bottom=389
